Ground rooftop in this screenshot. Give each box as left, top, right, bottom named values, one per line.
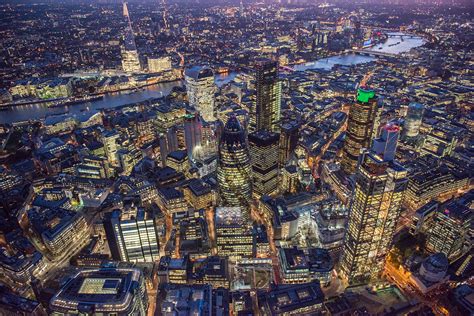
left=50, top=268, right=143, bottom=312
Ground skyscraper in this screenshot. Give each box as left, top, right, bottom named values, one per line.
left=371, top=123, right=400, bottom=162
left=185, top=66, right=217, bottom=122
left=101, top=130, right=120, bottom=167
left=104, top=208, right=160, bottom=263
left=340, top=124, right=408, bottom=284
left=341, top=88, right=379, bottom=175
left=404, top=102, right=424, bottom=138
left=184, top=113, right=202, bottom=160
left=217, top=116, right=252, bottom=215
left=121, top=27, right=141, bottom=73
left=248, top=130, right=279, bottom=198
left=278, top=121, right=300, bottom=167
left=254, top=59, right=281, bottom=133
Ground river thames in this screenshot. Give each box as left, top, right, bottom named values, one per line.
left=0, top=33, right=424, bottom=124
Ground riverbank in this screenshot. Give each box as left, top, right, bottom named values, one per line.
left=0, top=33, right=425, bottom=125
left=0, top=78, right=183, bottom=110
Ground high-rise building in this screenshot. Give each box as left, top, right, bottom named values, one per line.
left=217, top=116, right=252, bottom=215
left=248, top=130, right=279, bottom=198
left=278, top=121, right=300, bottom=167
left=340, top=88, right=378, bottom=175
left=104, top=208, right=160, bottom=263
left=254, top=59, right=282, bottom=132
left=371, top=123, right=400, bottom=162
left=340, top=125, right=408, bottom=284
left=101, top=130, right=120, bottom=167
left=425, top=193, right=472, bottom=261
left=185, top=66, right=216, bottom=122
left=121, top=27, right=141, bottom=73
left=280, top=165, right=299, bottom=194
left=49, top=267, right=148, bottom=315
left=404, top=102, right=424, bottom=138
left=184, top=113, right=202, bottom=160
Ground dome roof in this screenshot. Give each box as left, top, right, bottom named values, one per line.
left=220, top=116, right=246, bottom=151
left=422, top=253, right=449, bottom=273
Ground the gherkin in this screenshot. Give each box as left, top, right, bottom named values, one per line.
left=217, top=116, right=253, bottom=220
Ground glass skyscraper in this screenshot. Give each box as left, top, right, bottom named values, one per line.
left=185, top=66, right=217, bottom=123
left=217, top=116, right=253, bottom=218
left=248, top=130, right=280, bottom=198
left=254, top=59, right=282, bottom=133
left=121, top=26, right=141, bottom=73
left=341, top=124, right=408, bottom=284
left=404, top=102, right=424, bottom=138
left=341, top=88, right=379, bottom=175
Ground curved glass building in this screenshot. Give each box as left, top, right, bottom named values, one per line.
left=217, top=116, right=253, bottom=218
left=404, top=102, right=424, bottom=138
left=185, top=66, right=217, bottom=123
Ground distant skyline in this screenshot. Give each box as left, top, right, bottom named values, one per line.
left=1, top=0, right=473, bottom=7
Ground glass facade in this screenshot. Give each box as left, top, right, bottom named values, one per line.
left=185, top=66, right=217, bottom=123
left=404, top=102, right=424, bottom=138
left=217, top=116, right=253, bottom=219
left=341, top=150, right=408, bottom=284
left=254, top=59, right=282, bottom=133
left=249, top=130, right=280, bottom=198
left=341, top=88, right=378, bottom=175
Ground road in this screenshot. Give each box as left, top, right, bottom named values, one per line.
left=384, top=261, right=449, bottom=316
left=205, top=207, right=217, bottom=255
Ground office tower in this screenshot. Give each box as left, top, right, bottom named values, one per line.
left=147, top=56, right=172, bottom=73
left=121, top=27, right=141, bottom=73
left=426, top=195, right=472, bottom=261
left=340, top=126, right=408, bottom=284
left=123, top=2, right=129, bottom=18
left=254, top=59, right=281, bottom=132
left=280, top=165, right=299, bottom=194
left=49, top=267, right=148, bottom=315
left=340, top=88, right=378, bottom=175
left=199, top=121, right=218, bottom=159
left=404, top=102, right=424, bottom=138
left=158, top=127, right=179, bottom=166
left=371, top=123, right=400, bottom=162
left=104, top=208, right=159, bottom=263
left=185, top=66, right=216, bottom=122
left=215, top=207, right=254, bottom=261
left=217, top=116, right=252, bottom=214
left=184, top=113, right=202, bottom=159
left=101, top=130, right=120, bottom=167
left=248, top=130, right=279, bottom=198
left=279, top=121, right=300, bottom=167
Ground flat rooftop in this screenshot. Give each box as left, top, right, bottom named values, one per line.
left=215, top=207, right=244, bottom=226
left=50, top=268, right=142, bottom=312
